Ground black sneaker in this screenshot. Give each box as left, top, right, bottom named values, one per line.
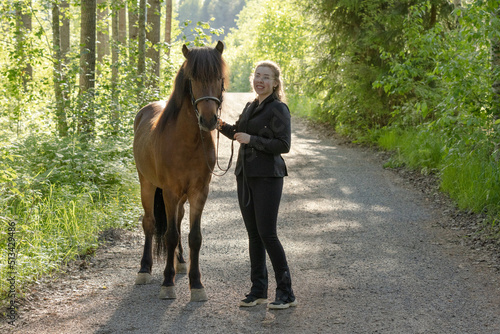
left=239, top=294, right=268, bottom=307
left=268, top=297, right=298, bottom=310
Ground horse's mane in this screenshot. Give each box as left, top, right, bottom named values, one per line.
left=159, top=46, right=227, bottom=130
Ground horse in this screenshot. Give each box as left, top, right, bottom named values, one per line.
left=133, top=41, right=226, bottom=301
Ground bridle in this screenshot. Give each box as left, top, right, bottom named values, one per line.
left=189, top=79, right=224, bottom=121
left=189, top=79, right=234, bottom=176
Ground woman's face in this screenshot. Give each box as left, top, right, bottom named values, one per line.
left=253, top=66, right=277, bottom=100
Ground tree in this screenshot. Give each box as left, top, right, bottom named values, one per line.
left=52, top=2, right=68, bottom=137
left=128, top=0, right=138, bottom=65
left=301, top=0, right=454, bottom=134
left=60, top=0, right=71, bottom=129
left=146, top=0, right=161, bottom=91
left=119, top=0, right=127, bottom=44
left=15, top=0, right=33, bottom=88
left=225, top=0, right=311, bottom=93
left=79, top=0, right=97, bottom=136
left=165, top=0, right=172, bottom=56
left=137, top=0, right=146, bottom=105
left=60, top=0, right=70, bottom=65
left=96, top=0, right=109, bottom=63
left=111, top=1, right=120, bottom=133
left=490, top=3, right=500, bottom=119
left=199, top=0, right=245, bottom=40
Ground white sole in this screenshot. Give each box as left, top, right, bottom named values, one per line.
left=268, top=299, right=298, bottom=310
left=239, top=298, right=268, bottom=307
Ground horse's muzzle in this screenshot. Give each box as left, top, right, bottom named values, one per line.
left=198, top=114, right=218, bottom=132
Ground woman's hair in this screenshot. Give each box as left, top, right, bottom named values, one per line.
left=250, top=60, right=286, bottom=103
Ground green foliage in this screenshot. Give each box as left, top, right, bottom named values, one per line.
left=225, top=0, right=313, bottom=94
left=0, top=133, right=141, bottom=304
left=371, top=2, right=500, bottom=219
left=179, top=19, right=225, bottom=47
left=177, top=0, right=246, bottom=41
left=303, top=0, right=453, bottom=136
left=375, top=2, right=493, bottom=128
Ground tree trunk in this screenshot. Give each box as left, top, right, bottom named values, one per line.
left=60, top=1, right=70, bottom=65
left=52, top=2, right=68, bottom=137
left=15, top=0, right=33, bottom=88
left=429, top=3, right=437, bottom=29
left=146, top=0, right=161, bottom=89
left=492, top=5, right=500, bottom=119
left=137, top=0, right=147, bottom=105
left=119, top=1, right=127, bottom=45
left=79, top=0, right=97, bottom=136
left=97, top=0, right=110, bottom=63
left=60, top=0, right=71, bottom=124
left=165, top=0, right=172, bottom=57
left=112, top=3, right=120, bottom=133
left=128, top=0, right=139, bottom=68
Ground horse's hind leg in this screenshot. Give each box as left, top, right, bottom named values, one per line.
left=175, top=195, right=188, bottom=274
left=135, top=176, right=156, bottom=285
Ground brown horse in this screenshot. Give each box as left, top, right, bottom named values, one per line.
left=133, top=41, right=226, bottom=301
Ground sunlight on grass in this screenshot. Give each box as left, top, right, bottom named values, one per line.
left=0, top=134, right=142, bottom=307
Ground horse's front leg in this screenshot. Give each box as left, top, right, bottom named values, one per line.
left=187, top=186, right=210, bottom=302
left=175, top=196, right=188, bottom=274
left=159, top=189, right=181, bottom=299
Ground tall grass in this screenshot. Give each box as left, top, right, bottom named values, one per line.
left=377, top=128, right=445, bottom=174
left=375, top=125, right=500, bottom=219
left=441, top=141, right=500, bottom=214
left=0, top=133, right=141, bottom=306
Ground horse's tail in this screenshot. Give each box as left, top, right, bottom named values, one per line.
left=154, top=187, right=168, bottom=257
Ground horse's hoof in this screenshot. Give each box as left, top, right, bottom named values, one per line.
left=190, top=288, right=208, bottom=302
left=135, top=272, right=153, bottom=285
left=159, top=286, right=176, bottom=299
left=176, top=262, right=188, bottom=274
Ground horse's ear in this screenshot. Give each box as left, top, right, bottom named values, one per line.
left=215, top=41, right=224, bottom=54
left=182, top=44, right=189, bottom=58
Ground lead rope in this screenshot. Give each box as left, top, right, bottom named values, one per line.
left=198, top=105, right=234, bottom=177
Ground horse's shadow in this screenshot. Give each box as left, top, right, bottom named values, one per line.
left=94, top=271, right=202, bottom=334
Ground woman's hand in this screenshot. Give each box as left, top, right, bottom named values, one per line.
left=234, top=132, right=251, bottom=144
left=216, top=118, right=225, bottom=131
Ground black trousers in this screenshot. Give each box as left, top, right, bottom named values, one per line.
left=237, top=175, right=292, bottom=299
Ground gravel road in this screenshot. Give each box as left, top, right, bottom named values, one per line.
left=4, top=92, right=500, bottom=334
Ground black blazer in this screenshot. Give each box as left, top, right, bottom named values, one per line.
left=219, top=93, right=291, bottom=177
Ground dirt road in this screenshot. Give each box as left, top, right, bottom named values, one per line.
left=4, top=93, right=500, bottom=333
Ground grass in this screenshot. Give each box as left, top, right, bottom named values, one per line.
left=375, top=125, right=500, bottom=218
left=377, top=128, right=445, bottom=174
left=0, top=133, right=142, bottom=310
left=441, top=144, right=500, bottom=213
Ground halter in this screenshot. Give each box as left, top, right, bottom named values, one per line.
left=188, top=79, right=233, bottom=176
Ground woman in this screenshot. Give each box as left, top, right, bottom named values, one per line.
left=218, top=60, right=297, bottom=309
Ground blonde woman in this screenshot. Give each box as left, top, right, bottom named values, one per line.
left=218, top=61, right=297, bottom=309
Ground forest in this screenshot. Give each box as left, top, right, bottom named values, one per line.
left=1, top=0, right=500, bottom=307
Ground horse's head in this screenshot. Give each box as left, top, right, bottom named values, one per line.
left=183, top=41, right=226, bottom=132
